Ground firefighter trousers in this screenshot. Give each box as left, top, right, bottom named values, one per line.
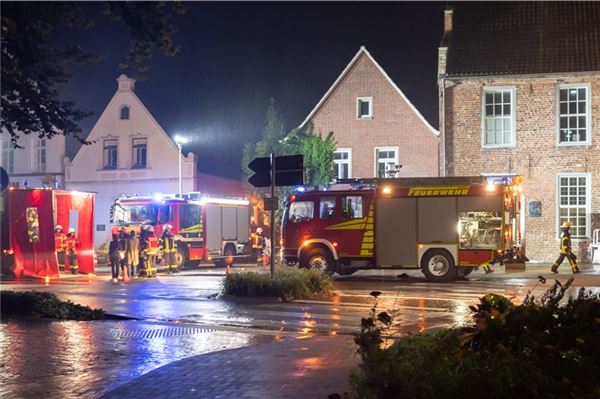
left=57, top=252, right=65, bottom=271
left=164, top=251, right=178, bottom=272
left=67, top=251, right=78, bottom=274
left=144, top=255, right=157, bottom=277
left=554, top=252, right=578, bottom=272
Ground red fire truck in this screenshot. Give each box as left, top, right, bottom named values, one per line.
left=110, top=193, right=250, bottom=267
left=281, top=176, right=526, bottom=281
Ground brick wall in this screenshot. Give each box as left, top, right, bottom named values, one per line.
left=444, top=73, right=600, bottom=262
left=310, top=53, right=439, bottom=178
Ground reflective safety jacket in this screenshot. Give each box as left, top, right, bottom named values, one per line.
left=159, top=231, right=176, bottom=253
left=560, top=230, right=572, bottom=254
left=251, top=233, right=264, bottom=249
left=65, top=234, right=79, bottom=254
left=55, top=232, right=67, bottom=253
left=142, top=233, right=159, bottom=256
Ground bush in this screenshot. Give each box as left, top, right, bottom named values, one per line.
left=1, top=290, right=105, bottom=320
left=346, top=279, right=600, bottom=399
left=223, top=268, right=333, bottom=301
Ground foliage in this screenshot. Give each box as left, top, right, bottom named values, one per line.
left=345, top=279, right=600, bottom=399
left=1, top=290, right=105, bottom=320
left=1, top=2, right=186, bottom=146
left=222, top=268, right=333, bottom=301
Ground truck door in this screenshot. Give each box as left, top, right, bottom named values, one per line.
left=285, top=199, right=315, bottom=252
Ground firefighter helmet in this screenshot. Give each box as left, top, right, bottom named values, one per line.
left=147, top=225, right=155, bottom=232
left=55, top=225, right=63, bottom=232
left=118, top=226, right=126, bottom=232
left=68, top=227, right=76, bottom=234
left=561, top=221, right=572, bottom=229
left=164, top=224, right=172, bottom=230
left=256, top=227, right=263, bottom=234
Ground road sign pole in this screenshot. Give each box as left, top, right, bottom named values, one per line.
left=270, top=153, right=276, bottom=278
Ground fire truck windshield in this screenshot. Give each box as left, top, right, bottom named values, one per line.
left=112, top=204, right=158, bottom=225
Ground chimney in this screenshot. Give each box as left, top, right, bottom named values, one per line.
left=444, top=9, right=453, bottom=33
left=117, top=74, right=136, bottom=92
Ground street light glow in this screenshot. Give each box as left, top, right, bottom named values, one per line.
left=174, top=135, right=188, bottom=145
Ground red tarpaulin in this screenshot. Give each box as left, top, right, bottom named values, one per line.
left=7, top=189, right=95, bottom=278
left=9, top=189, right=59, bottom=278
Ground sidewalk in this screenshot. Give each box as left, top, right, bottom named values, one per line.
left=103, top=335, right=358, bottom=399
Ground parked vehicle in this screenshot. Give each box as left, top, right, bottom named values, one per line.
left=110, top=193, right=250, bottom=268
left=281, top=176, right=526, bottom=281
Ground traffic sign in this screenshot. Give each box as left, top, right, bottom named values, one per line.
left=264, top=197, right=279, bottom=211
left=248, top=155, right=304, bottom=188
left=0, top=167, right=8, bottom=192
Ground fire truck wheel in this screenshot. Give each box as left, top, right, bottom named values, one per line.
left=302, top=247, right=336, bottom=274
left=421, top=249, right=457, bottom=282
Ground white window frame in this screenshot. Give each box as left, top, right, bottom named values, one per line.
left=556, top=173, right=591, bottom=240
left=132, top=137, right=148, bottom=169
left=481, top=86, right=516, bottom=148
left=556, top=83, right=592, bottom=147
left=356, top=96, right=373, bottom=119
left=36, top=138, right=46, bottom=172
left=1, top=140, right=14, bottom=173
left=333, top=148, right=352, bottom=179
left=103, top=139, right=118, bottom=170
left=120, top=105, right=130, bottom=120
left=374, top=146, right=399, bottom=178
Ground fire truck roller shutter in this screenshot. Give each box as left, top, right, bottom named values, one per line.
left=222, top=206, right=237, bottom=241
left=206, top=205, right=221, bottom=254
left=237, top=207, right=250, bottom=244
left=418, top=197, right=458, bottom=244
left=376, top=198, right=417, bottom=267
left=457, top=195, right=502, bottom=213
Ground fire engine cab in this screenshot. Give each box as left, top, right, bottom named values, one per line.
left=110, top=193, right=250, bottom=267
left=282, top=176, right=526, bottom=281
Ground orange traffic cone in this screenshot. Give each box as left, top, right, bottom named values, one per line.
left=121, top=265, right=129, bottom=282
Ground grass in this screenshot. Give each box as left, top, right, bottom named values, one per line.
left=1, top=290, right=105, bottom=320
left=223, top=267, right=333, bottom=301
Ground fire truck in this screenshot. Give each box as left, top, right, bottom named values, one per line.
left=110, top=193, right=250, bottom=268
left=281, top=176, right=526, bottom=281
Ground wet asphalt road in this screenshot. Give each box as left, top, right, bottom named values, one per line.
left=2, top=264, right=600, bottom=398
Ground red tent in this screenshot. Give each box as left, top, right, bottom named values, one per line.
left=7, top=188, right=95, bottom=278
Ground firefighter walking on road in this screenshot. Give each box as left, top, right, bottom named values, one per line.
left=551, top=221, right=580, bottom=274
left=65, top=228, right=79, bottom=274
left=160, top=224, right=178, bottom=273
left=54, top=225, right=67, bottom=272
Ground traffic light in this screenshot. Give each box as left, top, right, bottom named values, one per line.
left=248, top=155, right=304, bottom=188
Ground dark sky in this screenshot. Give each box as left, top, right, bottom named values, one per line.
left=57, top=2, right=446, bottom=179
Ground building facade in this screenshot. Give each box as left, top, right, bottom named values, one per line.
left=302, top=47, right=439, bottom=180
left=438, top=3, right=600, bottom=262
left=1, top=133, right=66, bottom=189
left=65, top=75, right=196, bottom=247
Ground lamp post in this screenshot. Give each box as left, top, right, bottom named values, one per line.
left=174, top=135, right=188, bottom=196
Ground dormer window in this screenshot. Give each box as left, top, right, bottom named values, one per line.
left=120, top=106, right=130, bottom=120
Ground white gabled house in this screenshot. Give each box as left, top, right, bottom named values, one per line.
left=65, top=75, right=196, bottom=248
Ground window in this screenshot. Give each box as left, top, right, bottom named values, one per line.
left=120, top=106, right=130, bottom=120
left=180, top=204, right=202, bottom=238
left=319, top=197, right=336, bottom=220
left=333, top=149, right=351, bottom=179
left=103, top=139, right=118, bottom=169
left=482, top=87, right=514, bottom=147
left=36, top=139, right=46, bottom=172
left=375, top=147, right=399, bottom=178
left=342, top=196, right=363, bottom=219
left=357, top=97, right=372, bottom=119
left=558, top=84, right=590, bottom=145
left=287, top=201, right=314, bottom=223
left=1, top=140, right=14, bottom=173
left=558, top=174, right=590, bottom=238
left=132, top=138, right=147, bottom=169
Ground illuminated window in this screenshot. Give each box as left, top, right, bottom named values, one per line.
left=319, top=197, right=336, bottom=220
left=482, top=87, right=514, bottom=147
left=558, top=174, right=590, bottom=238
left=342, top=196, right=363, bottom=219
left=333, top=149, right=351, bottom=179
left=103, top=139, right=118, bottom=169
left=132, top=138, right=147, bottom=169
left=36, top=138, right=46, bottom=172
left=288, top=201, right=314, bottom=223
left=120, top=106, right=130, bottom=120
left=357, top=97, right=372, bottom=119
left=558, top=84, right=590, bottom=145
left=375, top=147, right=399, bottom=178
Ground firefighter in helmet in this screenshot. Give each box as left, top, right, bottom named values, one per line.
left=141, top=225, right=159, bottom=277
left=54, top=225, right=67, bottom=272
left=551, top=221, right=580, bottom=274
left=252, top=227, right=265, bottom=265
left=65, top=227, right=79, bottom=274
left=160, top=224, right=178, bottom=273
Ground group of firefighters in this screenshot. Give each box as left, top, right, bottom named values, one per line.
left=53, top=225, right=80, bottom=274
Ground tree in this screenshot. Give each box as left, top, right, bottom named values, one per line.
left=1, top=2, right=186, bottom=147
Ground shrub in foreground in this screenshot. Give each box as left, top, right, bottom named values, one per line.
left=347, top=279, right=600, bottom=399
left=1, top=290, right=105, bottom=320
left=223, top=268, right=333, bottom=300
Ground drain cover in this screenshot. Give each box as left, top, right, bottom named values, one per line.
left=113, top=326, right=216, bottom=339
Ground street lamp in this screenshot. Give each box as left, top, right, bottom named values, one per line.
left=174, top=135, right=188, bottom=196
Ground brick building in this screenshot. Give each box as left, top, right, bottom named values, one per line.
left=301, top=46, right=439, bottom=179
left=438, top=3, right=600, bottom=262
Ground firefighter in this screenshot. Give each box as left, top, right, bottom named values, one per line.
left=65, top=228, right=79, bottom=274
left=141, top=225, right=159, bottom=277
left=108, top=236, right=120, bottom=283
left=481, top=262, right=494, bottom=274
left=54, top=225, right=67, bottom=272
left=551, top=221, right=580, bottom=274
left=160, top=224, right=178, bottom=273
left=252, top=227, right=265, bottom=265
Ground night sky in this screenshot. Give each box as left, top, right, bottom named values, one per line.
left=56, top=2, right=446, bottom=179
